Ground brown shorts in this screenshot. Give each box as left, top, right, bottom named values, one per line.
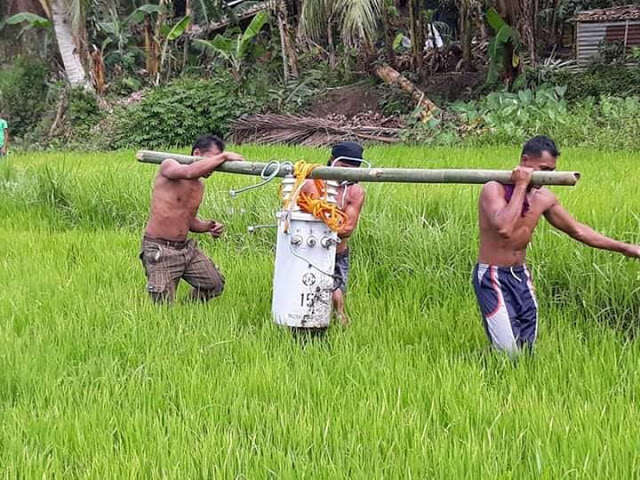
left=139, top=235, right=225, bottom=303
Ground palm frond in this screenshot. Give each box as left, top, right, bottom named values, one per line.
left=298, top=0, right=332, bottom=43
left=337, top=0, right=383, bottom=47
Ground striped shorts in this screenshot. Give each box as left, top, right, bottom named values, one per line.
left=472, top=264, right=538, bottom=354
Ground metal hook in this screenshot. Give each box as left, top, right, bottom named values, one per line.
left=229, top=160, right=293, bottom=198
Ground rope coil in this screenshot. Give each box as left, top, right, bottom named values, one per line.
left=283, top=161, right=348, bottom=232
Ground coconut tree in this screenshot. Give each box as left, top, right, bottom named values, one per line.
left=297, top=0, right=384, bottom=68
left=52, top=0, right=92, bottom=87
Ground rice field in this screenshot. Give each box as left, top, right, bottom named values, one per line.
left=1, top=145, right=640, bottom=478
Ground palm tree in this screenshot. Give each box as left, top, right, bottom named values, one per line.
left=298, top=0, right=384, bottom=68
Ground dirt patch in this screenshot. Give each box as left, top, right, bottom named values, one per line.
left=311, top=84, right=383, bottom=118
left=418, top=70, right=487, bottom=103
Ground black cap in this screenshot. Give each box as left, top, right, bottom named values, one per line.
left=330, top=142, right=364, bottom=166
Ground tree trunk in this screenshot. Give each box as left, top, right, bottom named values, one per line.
left=90, top=46, right=106, bottom=95
left=459, top=0, right=473, bottom=71
left=374, top=64, right=437, bottom=120
left=275, top=0, right=299, bottom=81
left=154, top=0, right=167, bottom=84
left=50, top=0, right=89, bottom=88
left=409, top=0, right=423, bottom=71
left=550, top=0, right=559, bottom=45
left=518, top=0, right=536, bottom=65
left=382, top=1, right=396, bottom=68
left=327, top=15, right=336, bottom=71
left=475, top=0, right=487, bottom=40
left=496, top=0, right=523, bottom=86
left=182, top=0, right=191, bottom=71
left=144, top=16, right=158, bottom=77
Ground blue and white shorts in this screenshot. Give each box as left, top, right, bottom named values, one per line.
left=472, top=264, right=538, bottom=354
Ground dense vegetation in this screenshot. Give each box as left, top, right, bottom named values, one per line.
left=1, top=0, right=639, bottom=151
left=1, top=146, right=640, bottom=476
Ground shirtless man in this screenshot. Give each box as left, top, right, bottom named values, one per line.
left=473, top=135, right=640, bottom=354
left=302, top=142, right=366, bottom=325
left=140, top=134, right=244, bottom=303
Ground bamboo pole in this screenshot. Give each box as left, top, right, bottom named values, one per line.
left=136, top=150, right=581, bottom=186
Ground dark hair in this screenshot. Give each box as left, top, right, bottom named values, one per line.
left=191, top=134, right=225, bottom=155
left=522, top=135, right=560, bottom=158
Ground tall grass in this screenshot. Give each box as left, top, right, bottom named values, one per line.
left=1, top=146, right=639, bottom=478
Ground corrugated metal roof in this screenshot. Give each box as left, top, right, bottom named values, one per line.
left=576, top=20, right=640, bottom=65
left=574, top=5, right=640, bottom=23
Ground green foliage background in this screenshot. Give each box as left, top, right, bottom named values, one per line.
left=112, top=76, right=262, bottom=149
left=0, top=58, right=49, bottom=138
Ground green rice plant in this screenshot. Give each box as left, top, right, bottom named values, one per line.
left=0, top=145, right=639, bottom=478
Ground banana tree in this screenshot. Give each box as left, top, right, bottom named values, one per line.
left=487, top=7, right=521, bottom=88
left=97, top=4, right=163, bottom=72
left=195, top=10, right=269, bottom=82
left=1, top=12, right=53, bottom=56
left=157, top=15, right=191, bottom=84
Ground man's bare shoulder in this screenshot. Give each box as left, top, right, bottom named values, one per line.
left=158, top=158, right=181, bottom=175
left=160, top=158, right=180, bottom=167
left=534, top=187, right=558, bottom=209
left=480, top=181, right=504, bottom=197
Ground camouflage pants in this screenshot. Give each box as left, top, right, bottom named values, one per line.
left=139, top=236, right=225, bottom=303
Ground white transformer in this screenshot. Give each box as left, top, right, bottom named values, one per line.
left=271, top=176, right=339, bottom=329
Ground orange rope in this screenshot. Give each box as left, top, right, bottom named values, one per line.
left=282, top=161, right=348, bottom=232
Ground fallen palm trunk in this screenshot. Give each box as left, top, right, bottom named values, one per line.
left=374, top=64, right=438, bottom=121
left=232, top=114, right=402, bottom=147
left=136, top=150, right=581, bottom=186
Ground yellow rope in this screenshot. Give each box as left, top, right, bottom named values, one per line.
left=282, top=161, right=348, bottom=232
left=298, top=193, right=348, bottom=232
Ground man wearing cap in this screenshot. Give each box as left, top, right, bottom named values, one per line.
left=302, top=141, right=366, bottom=325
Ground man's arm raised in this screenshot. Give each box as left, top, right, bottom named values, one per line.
left=479, top=167, right=532, bottom=239
left=160, top=152, right=244, bottom=180
left=544, top=193, right=640, bottom=258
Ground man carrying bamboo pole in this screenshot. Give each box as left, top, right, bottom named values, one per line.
left=301, top=142, right=366, bottom=325
left=473, top=135, right=640, bottom=355
left=140, top=134, right=244, bottom=303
